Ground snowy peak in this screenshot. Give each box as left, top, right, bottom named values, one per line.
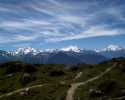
left=61, top=46, right=80, bottom=52
left=98, top=45, right=124, bottom=52
left=15, top=47, right=37, bottom=55
left=106, top=45, right=123, bottom=51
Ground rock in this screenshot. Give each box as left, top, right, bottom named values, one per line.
left=21, top=73, right=31, bottom=85
left=89, top=88, right=103, bottom=97
left=19, top=88, right=30, bottom=96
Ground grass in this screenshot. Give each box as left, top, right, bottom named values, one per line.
left=0, top=58, right=125, bottom=100
left=0, top=84, right=68, bottom=100
left=75, top=62, right=125, bottom=100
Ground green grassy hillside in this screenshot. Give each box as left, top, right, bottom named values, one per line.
left=0, top=58, right=125, bottom=100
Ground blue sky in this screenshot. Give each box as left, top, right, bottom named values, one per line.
left=0, top=0, right=125, bottom=50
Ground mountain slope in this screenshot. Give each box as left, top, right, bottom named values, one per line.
left=76, top=53, right=107, bottom=64
left=46, top=52, right=83, bottom=64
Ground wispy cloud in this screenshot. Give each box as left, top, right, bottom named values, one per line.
left=0, top=35, right=36, bottom=44
left=0, top=0, right=125, bottom=46
left=46, top=25, right=124, bottom=42
left=47, top=0, right=61, bottom=6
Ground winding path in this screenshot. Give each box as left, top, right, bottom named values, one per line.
left=73, top=72, right=82, bottom=81
left=112, top=96, right=125, bottom=100
left=66, top=64, right=117, bottom=100
left=0, top=84, right=45, bottom=99
left=0, top=64, right=117, bottom=100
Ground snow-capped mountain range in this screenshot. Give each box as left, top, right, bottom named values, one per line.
left=11, top=46, right=81, bottom=55
left=0, top=45, right=125, bottom=64
left=10, top=45, right=125, bottom=55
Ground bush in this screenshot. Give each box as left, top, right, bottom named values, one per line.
left=70, top=66, right=79, bottom=71
left=98, top=80, right=117, bottom=95
left=49, top=70, right=65, bottom=76
left=5, top=63, right=22, bottom=74
left=20, top=73, right=36, bottom=85
left=24, top=64, right=37, bottom=73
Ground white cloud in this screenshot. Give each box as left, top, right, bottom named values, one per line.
left=106, top=7, right=125, bottom=22
left=0, top=34, right=39, bottom=44
left=15, top=34, right=38, bottom=41
left=0, top=0, right=125, bottom=45
left=46, top=25, right=124, bottom=42
left=0, top=6, right=10, bottom=12
left=0, top=19, right=51, bottom=30
left=47, top=0, right=61, bottom=6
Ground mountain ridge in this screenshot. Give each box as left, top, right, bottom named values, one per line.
left=0, top=45, right=125, bottom=64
